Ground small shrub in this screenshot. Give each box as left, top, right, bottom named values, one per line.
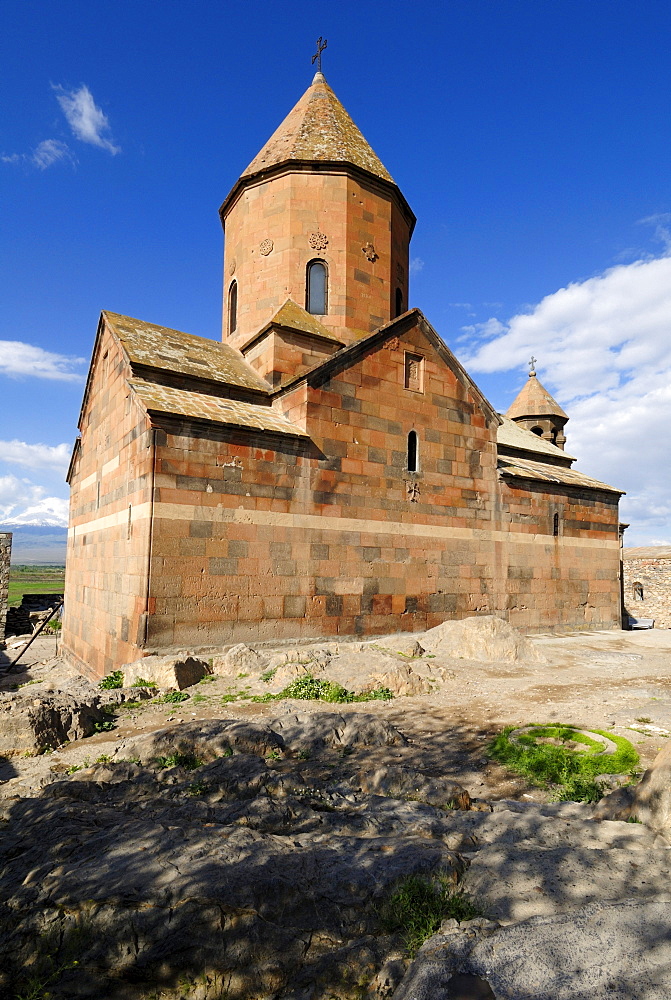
left=132, top=677, right=157, bottom=688
left=266, top=749, right=282, bottom=761
left=153, top=751, right=203, bottom=770
left=95, top=754, right=113, bottom=764
left=92, top=719, right=116, bottom=733
left=261, top=666, right=278, bottom=683
left=627, top=815, right=642, bottom=823
left=237, top=672, right=249, bottom=679
left=380, top=873, right=481, bottom=956
left=161, top=690, right=189, bottom=703
left=99, top=670, right=124, bottom=690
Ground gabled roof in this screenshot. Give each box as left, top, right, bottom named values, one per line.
left=103, top=312, right=270, bottom=395
left=506, top=372, right=568, bottom=420
left=497, top=414, right=576, bottom=463
left=129, top=379, right=307, bottom=438
left=498, top=455, right=622, bottom=495
left=242, top=298, right=345, bottom=352
left=274, top=308, right=502, bottom=427
left=241, top=72, right=394, bottom=185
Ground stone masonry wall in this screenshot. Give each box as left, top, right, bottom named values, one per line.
left=61, top=325, right=154, bottom=680
left=0, top=532, right=11, bottom=644
left=144, top=320, right=621, bottom=655
left=623, top=550, right=671, bottom=629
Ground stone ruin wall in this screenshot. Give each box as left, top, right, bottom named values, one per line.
left=0, top=532, right=11, bottom=643
left=623, top=553, right=671, bottom=629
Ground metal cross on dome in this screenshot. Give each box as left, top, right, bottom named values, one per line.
left=312, top=36, right=327, bottom=73
left=528, top=356, right=537, bottom=375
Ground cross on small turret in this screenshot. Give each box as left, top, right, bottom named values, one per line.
left=528, top=356, right=537, bottom=376
left=312, top=36, right=327, bottom=73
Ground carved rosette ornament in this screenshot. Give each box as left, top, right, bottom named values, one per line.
left=309, top=232, right=328, bottom=250
left=259, top=239, right=274, bottom=256
left=383, top=336, right=400, bottom=351
left=362, top=242, right=378, bottom=262
left=228, top=260, right=236, bottom=276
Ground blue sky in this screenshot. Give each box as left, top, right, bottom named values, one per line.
left=2, top=0, right=671, bottom=542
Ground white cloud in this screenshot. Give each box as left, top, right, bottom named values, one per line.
left=458, top=251, right=671, bottom=546
left=2, top=139, right=74, bottom=171
left=53, top=84, right=120, bottom=154
left=31, top=139, right=74, bottom=170
left=0, top=476, right=68, bottom=527
left=0, top=440, right=70, bottom=472
left=410, top=257, right=425, bottom=275
left=0, top=340, right=85, bottom=381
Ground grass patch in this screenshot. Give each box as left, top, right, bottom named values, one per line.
left=198, top=674, right=216, bottom=684
left=253, top=674, right=394, bottom=704
left=131, top=677, right=157, bottom=688
left=380, top=872, right=481, bottom=956
left=488, top=724, right=639, bottom=802
left=7, top=564, right=65, bottom=607
left=153, top=751, right=203, bottom=770
left=99, top=670, right=124, bottom=690
left=191, top=693, right=209, bottom=704
left=261, top=666, right=278, bottom=683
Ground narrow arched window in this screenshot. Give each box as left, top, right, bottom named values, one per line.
left=407, top=430, right=418, bottom=472
left=395, top=287, right=403, bottom=317
left=633, top=583, right=644, bottom=601
left=553, top=512, right=559, bottom=537
left=306, top=260, right=327, bottom=315
left=228, top=280, right=238, bottom=334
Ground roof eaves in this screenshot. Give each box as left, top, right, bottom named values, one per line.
left=219, top=160, right=416, bottom=234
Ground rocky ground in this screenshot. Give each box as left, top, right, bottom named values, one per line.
left=1, top=619, right=671, bottom=999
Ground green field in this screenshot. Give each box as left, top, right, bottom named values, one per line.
left=8, top=565, right=65, bottom=607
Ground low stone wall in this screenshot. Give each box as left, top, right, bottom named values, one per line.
left=623, top=547, right=671, bottom=629
left=0, top=533, right=11, bottom=643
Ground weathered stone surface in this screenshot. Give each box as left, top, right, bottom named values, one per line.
left=627, top=739, right=671, bottom=837
left=421, top=615, right=545, bottom=663
left=211, top=642, right=269, bottom=676
left=126, top=718, right=285, bottom=763
left=0, top=715, right=464, bottom=999
left=394, top=901, right=671, bottom=1000
left=461, top=842, right=671, bottom=923
left=0, top=687, right=105, bottom=754
left=360, top=766, right=471, bottom=811
left=122, top=653, right=211, bottom=690
left=269, top=711, right=407, bottom=752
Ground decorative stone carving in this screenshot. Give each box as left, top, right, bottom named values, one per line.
left=309, top=232, right=328, bottom=250
left=405, top=481, right=420, bottom=502
left=383, top=336, right=400, bottom=351
left=362, top=242, right=378, bottom=262
left=228, top=260, right=236, bottom=276
left=404, top=353, right=424, bottom=392
left=259, top=239, right=274, bottom=256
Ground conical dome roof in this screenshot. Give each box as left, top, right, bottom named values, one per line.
left=241, top=72, right=394, bottom=184
left=506, top=372, right=568, bottom=420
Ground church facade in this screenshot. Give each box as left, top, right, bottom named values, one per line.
left=61, top=73, right=624, bottom=678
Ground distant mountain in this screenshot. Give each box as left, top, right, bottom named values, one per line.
left=1, top=525, right=67, bottom=565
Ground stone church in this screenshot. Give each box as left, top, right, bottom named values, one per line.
left=61, top=72, right=624, bottom=678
